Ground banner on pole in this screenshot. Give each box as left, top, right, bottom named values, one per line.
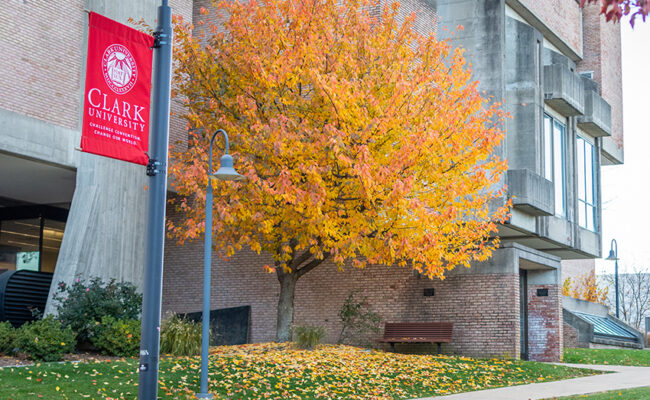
left=81, top=12, right=154, bottom=165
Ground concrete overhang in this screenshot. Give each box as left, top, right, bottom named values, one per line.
left=499, top=214, right=601, bottom=260
left=505, top=0, right=582, bottom=62
left=544, top=64, right=585, bottom=117
left=0, top=151, right=76, bottom=205
left=0, top=109, right=77, bottom=169
left=507, top=169, right=554, bottom=216
left=601, top=136, right=624, bottom=165
left=504, top=242, right=561, bottom=271
left=577, top=89, right=612, bottom=138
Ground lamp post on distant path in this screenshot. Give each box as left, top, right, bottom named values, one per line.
left=197, top=129, right=243, bottom=399
left=605, top=238, right=620, bottom=319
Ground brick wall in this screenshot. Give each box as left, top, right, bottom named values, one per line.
left=577, top=3, right=623, bottom=148
left=0, top=0, right=192, bottom=146
left=563, top=321, right=579, bottom=349
left=164, top=203, right=521, bottom=359
left=0, top=1, right=85, bottom=130
left=527, top=284, right=562, bottom=361
left=169, top=0, right=195, bottom=150
left=518, top=0, right=582, bottom=55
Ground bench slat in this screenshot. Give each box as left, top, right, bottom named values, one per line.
left=380, top=322, right=453, bottom=342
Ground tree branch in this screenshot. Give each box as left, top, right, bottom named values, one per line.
left=296, top=253, right=330, bottom=278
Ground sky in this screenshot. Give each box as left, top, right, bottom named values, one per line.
left=595, top=21, right=650, bottom=275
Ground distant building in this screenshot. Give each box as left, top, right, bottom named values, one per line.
left=0, top=0, right=624, bottom=362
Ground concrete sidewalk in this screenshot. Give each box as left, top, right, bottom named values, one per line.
left=413, top=363, right=650, bottom=400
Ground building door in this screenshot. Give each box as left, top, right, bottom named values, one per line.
left=520, top=269, right=528, bottom=360
left=0, top=206, right=68, bottom=274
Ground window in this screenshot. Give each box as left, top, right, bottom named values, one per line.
left=544, top=114, right=566, bottom=216
left=577, top=136, right=597, bottom=231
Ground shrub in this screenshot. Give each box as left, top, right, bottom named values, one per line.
left=90, top=316, right=140, bottom=357
left=294, top=325, right=326, bottom=350
left=52, top=276, right=142, bottom=344
left=0, top=321, right=17, bottom=355
left=14, top=316, right=75, bottom=361
left=337, top=291, right=382, bottom=345
left=160, top=314, right=202, bottom=356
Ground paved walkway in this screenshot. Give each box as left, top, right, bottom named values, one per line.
left=413, top=363, right=650, bottom=400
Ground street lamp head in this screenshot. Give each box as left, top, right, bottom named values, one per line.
left=606, top=238, right=618, bottom=261
left=605, top=249, right=618, bottom=261
left=211, top=154, right=244, bottom=181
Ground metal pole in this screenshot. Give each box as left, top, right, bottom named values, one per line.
left=198, top=129, right=228, bottom=399
left=138, top=1, right=172, bottom=399
left=615, top=258, right=619, bottom=319
left=612, top=239, right=619, bottom=319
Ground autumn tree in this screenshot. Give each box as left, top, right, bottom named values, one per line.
left=169, top=0, right=509, bottom=341
left=581, top=0, right=650, bottom=26
left=562, top=271, right=609, bottom=305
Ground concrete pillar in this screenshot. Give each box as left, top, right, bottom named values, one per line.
left=45, top=0, right=161, bottom=314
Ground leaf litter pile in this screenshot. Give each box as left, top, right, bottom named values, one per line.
left=1, top=343, right=601, bottom=399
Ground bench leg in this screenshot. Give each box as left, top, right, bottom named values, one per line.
left=390, top=343, right=395, bottom=353
left=437, top=343, right=441, bottom=355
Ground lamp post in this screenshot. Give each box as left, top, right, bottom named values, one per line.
left=197, top=129, right=243, bottom=399
left=605, top=238, right=619, bottom=319
left=138, top=1, right=172, bottom=398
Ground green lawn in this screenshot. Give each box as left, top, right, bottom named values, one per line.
left=564, top=348, right=650, bottom=367
left=546, top=386, right=650, bottom=399
left=0, top=343, right=603, bottom=399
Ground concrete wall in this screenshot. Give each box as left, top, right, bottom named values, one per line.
left=0, top=0, right=194, bottom=314
left=563, top=295, right=609, bottom=316
left=505, top=17, right=544, bottom=175
left=44, top=1, right=168, bottom=314
left=563, top=309, right=594, bottom=347
left=437, top=0, right=505, bottom=101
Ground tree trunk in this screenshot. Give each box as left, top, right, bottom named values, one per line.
left=276, top=269, right=298, bottom=342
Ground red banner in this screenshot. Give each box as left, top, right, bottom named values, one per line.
left=81, top=12, right=154, bottom=165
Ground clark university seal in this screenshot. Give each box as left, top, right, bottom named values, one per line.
left=102, top=44, right=138, bottom=94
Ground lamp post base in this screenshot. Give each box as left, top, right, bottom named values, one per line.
left=196, top=393, right=213, bottom=399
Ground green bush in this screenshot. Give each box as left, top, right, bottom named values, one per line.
left=0, top=321, right=17, bottom=355
left=337, top=290, right=382, bottom=345
left=294, top=325, right=326, bottom=350
left=52, top=276, right=142, bottom=344
left=160, top=314, right=202, bottom=356
left=90, top=316, right=140, bottom=357
left=14, top=316, right=75, bottom=361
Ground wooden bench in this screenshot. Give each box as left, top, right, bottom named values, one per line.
left=377, top=322, right=453, bottom=354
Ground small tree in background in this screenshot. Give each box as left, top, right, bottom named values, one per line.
left=170, top=0, right=510, bottom=342
left=562, top=271, right=609, bottom=305
left=602, top=267, right=650, bottom=329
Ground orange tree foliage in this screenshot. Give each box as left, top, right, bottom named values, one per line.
left=169, top=0, right=510, bottom=341
left=562, top=271, right=608, bottom=305
left=581, top=0, right=649, bottom=26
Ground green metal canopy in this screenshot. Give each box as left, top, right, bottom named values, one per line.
left=573, top=311, right=638, bottom=341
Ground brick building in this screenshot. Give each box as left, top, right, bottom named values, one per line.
left=0, top=1, right=624, bottom=362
